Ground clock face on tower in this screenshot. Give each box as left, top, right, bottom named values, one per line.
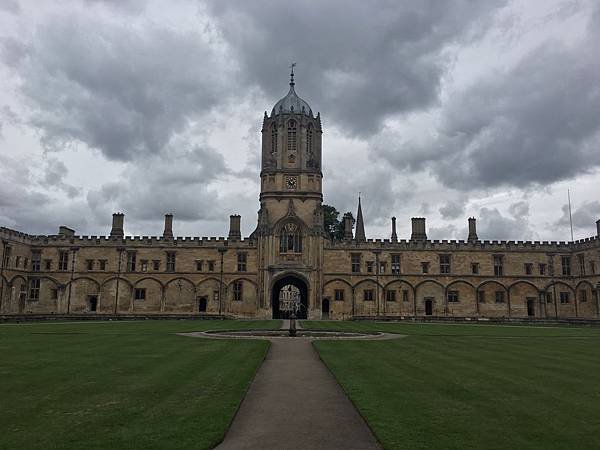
left=285, top=176, right=298, bottom=190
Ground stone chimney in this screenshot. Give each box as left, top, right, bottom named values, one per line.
left=58, top=226, right=75, bottom=237
left=468, top=217, right=478, bottom=242
left=163, top=214, right=174, bottom=239
left=343, top=213, right=354, bottom=240
left=228, top=214, right=241, bottom=240
left=596, top=219, right=600, bottom=238
left=110, top=213, right=124, bottom=238
left=391, top=217, right=398, bottom=242
left=410, top=217, right=427, bottom=241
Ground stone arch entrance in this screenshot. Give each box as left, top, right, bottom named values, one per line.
left=322, top=298, right=330, bottom=319
left=271, top=274, right=309, bottom=319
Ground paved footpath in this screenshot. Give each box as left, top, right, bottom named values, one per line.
left=215, top=320, right=381, bottom=450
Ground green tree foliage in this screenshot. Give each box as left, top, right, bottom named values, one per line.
left=323, top=204, right=354, bottom=240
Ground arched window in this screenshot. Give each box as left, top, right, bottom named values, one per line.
left=271, top=123, right=278, bottom=154
left=280, top=222, right=302, bottom=253
left=287, top=120, right=297, bottom=153
left=306, top=123, right=313, bottom=154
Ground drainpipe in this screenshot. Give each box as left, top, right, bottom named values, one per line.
left=218, top=248, right=226, bottom=315
left=114, top=247, right=124, bottom=315
left=375, top=251, right=380, bottom=318
left=66, top=247, right=79, bottom=314
left=0, top=240, right=7, bottom=312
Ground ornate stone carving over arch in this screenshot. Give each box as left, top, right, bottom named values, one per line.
left=279, top=221, right=302, bottom=254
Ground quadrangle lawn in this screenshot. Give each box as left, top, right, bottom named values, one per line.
left=308, top=321, right=600, bottom=450
left=0, top=320, right=278, bottom=450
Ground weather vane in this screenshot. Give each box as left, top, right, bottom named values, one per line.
left=290, top=62, right=296, bottom=85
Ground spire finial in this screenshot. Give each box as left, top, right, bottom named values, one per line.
left=289, top=62, right=296, bottom=86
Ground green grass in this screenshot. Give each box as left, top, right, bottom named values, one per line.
left=0, top=320, right=280, bottom=450
left=310, top=321, right=600, bottom=450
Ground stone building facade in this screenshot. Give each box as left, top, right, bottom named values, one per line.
left=1, top=73, right=600, bottom=320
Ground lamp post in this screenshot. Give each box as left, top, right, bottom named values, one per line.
left=66, top=247, right=79, bottom=314
left=114, top=247, right=125, bottom=315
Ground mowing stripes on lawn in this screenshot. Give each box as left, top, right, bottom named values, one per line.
left=312, top=322, right=600, bottom=450
left=0, top=320, right=277, bottom=450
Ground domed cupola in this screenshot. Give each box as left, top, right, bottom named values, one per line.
left=271, top=66, right=313, bottom=117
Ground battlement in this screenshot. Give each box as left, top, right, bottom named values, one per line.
left=326, top=235, right=599, bottom=252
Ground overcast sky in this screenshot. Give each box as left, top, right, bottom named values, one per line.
left=1, top=0, right=599, bottom=241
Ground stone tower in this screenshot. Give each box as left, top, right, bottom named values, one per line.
left=254, top=67, right=325, bottom=319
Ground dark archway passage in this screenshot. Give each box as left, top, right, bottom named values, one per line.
left=425, top=298, right=433, bottom=316
left=272, top=275, right=308, bottom=319
left=322, top=298, right=330, bottom=319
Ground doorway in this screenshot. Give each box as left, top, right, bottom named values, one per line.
left=272, top=274, right=309, bottom=319
left=526, top=298, right=535, bottom=317
left=88, top=295, right=98, bottom=312
left=322, top=298, right=330, bottom=320
left=425, top=298, right=433, bottom=316
left=198, top=296, right=207, bottom=313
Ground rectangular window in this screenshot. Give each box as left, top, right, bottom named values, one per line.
left=31, top=251, right=41, bottom=272
left=233, top=281, right=243, bottom=301
left=493, top=255, right=504, bottom=276
left=166, top=252, right=176, bottom=272
left=379, top=262, right=386, bottom=274
left=366, top=261, right=374, bottom=273
left=140, top=260, right=148, bottom=272
left=539, top=263, right=546, bottom=275
left=134, top=288, right=146, bottom=301
left=208, top=261, right=215, bottom=272
left=579, top=290, right=587, bottom=303
left=402, top=289, right=409, bottom=302
left=363, top=290, right=374, bottom=301
left=334, top=289, right=344, bottom=301
left=447, top=290, right=459, bottom=303
left=391, top=255, right=401, bottom=274
left=351, top=254, right=361, bottom=273
left=86, top=259, right=94, bottom=271
left=386, top=289, right=396, bottom=302
left=561, top=256, right=571, bottom=276
left=495, top=291, right=505, bottom=303
left=2, top=246, right=11, bottom=267
left=152, top=260, right=160, bottom=271
left=237, top=253, right=247, bottom=272
left=471, top=263, right=479, bottom=275
left=126, top=251, right=136, bottom=272
left=439, top=255, right=450, bottom=274
left=99, top=260, right=107, bottom=271
left=44, top=259, right=52, bottom=271
left=546, top=292, right=553, bottom=304
left=58, top=251, right=68, bottom=271
left=524, top=263, right=533, bottom=275
left=196, top=260, right=203, bottom=271
left=29, top=278, right=41, bottom=300
left=421, top=262, right=429, bottom=274
left=578, top=254, right=585, bottom=275
left=478, top=290, right=486, bottom=303
left=560, top=292, right=570, bottom=304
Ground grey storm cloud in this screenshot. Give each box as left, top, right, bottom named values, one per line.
left=206, top=0, right=507, bottom=136
left=439, top=200, right=465, bottom=220
left=477, top=204, right=536, bottom=241
left=376, top=4, right=600, bottom=191
left=1, top=9, right=237, bottom=161
left=557, top=201, right=600, bottom=230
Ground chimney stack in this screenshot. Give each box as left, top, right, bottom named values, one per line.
left=343, top=213, right=354, bottom=240
left=410, top=217, right=427, bottom=241
left=163, top=214, right=173, bottom=239
left=58, top=226, right=75, bottom=237
left=110, top=213, right=124, bottom=238
left=468, top=217, right=478, bottom=242
left=228, top=215, right=241, bottom=240
left=391, top=217, right=398, bottom=242
left=596, top=219, right=600, bottom=238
